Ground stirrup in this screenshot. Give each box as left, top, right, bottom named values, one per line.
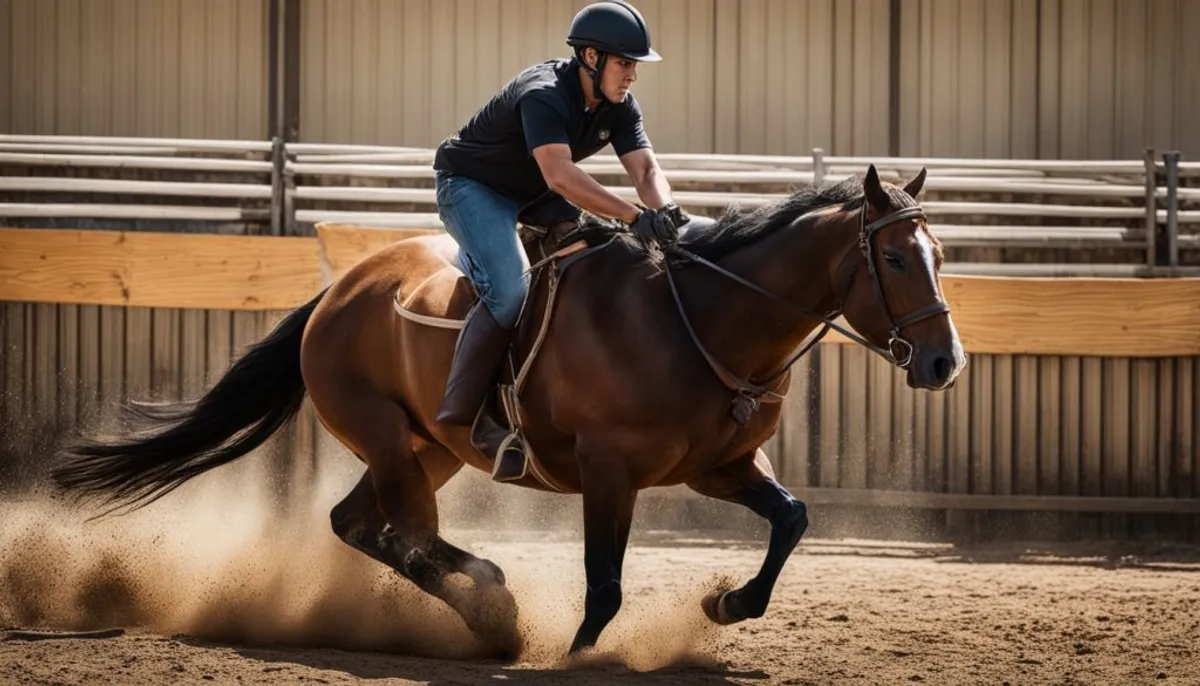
left=469, top=383, right=530, bottom=483
left=491, top=432, right=529, bottom=483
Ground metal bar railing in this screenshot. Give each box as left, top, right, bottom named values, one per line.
left=3, top=137, right=1197, bottom=262
left=1163, top=151, right=1182, bottom=268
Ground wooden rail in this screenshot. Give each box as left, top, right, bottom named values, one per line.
left=0, top=228, right=321, bottom=310
left=4, top=225, right=1199, bottom=357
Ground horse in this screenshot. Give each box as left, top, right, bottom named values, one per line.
left=50, top=164, right=966, bottom=659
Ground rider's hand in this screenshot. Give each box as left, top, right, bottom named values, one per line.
left=629, top=207, right=679, bottom=245
left=661, top=202, right=691, bottom=229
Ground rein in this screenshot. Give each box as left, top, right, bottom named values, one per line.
left=663, top=202, right=950, bottom=426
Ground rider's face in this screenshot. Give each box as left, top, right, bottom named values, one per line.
left=585, top=48, right=638, bottom=103
left=601, top=56, right=638, bottom=103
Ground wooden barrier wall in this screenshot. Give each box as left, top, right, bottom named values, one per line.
left=2, top=226, right=1198, bottom=538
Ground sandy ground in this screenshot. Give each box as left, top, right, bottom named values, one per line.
left=2, top=460, right=1199, bottom=686
left=4, top=524, right=1200, bottom=685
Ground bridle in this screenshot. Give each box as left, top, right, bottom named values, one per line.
left=856, top=204, right=952, bottom=368
left=663, top=201, right=951, bottom=425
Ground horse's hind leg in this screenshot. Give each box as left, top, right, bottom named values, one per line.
left=329, top=445, right=504, bottom=589
left=686, top=447, right=808, bottom=625
left=315, top=386, right=518, bottom=653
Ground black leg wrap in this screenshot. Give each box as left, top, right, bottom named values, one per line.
left=775, top=500, right=809, bottom=542
left=569, top=581, right=622, bottom=653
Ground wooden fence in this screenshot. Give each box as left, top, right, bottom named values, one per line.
left=1, top=225, right=1198, bottom=541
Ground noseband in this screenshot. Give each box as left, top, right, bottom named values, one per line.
left=664, top=201, right=951, bottom=425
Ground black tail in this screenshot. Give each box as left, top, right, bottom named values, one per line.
left=51, top=288, right=328, bottom=515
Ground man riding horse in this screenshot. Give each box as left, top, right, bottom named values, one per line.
left=50, top=0, right=966, bottom=660
left=432, top=0, right=689, bottom=474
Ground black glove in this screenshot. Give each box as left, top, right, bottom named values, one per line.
left=662, top=202, right=691, bottom=229
left=629, top=207, right=679, bottom=245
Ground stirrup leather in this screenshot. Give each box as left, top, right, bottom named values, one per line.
left=491, top=383, right=530, bottom=482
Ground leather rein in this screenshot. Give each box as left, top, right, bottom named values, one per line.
left=662, top=203, right=951, bottom=426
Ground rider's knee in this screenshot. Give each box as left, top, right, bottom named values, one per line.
left=482, top=274, right=529, bottom=328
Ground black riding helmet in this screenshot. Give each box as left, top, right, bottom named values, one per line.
left=566, top=1, right=661, bottom=101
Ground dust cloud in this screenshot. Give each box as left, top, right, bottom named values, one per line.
left=0, top=443, right=723, bottom=671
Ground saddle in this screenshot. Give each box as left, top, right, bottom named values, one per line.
left=393, top=218, right=617, bottom=491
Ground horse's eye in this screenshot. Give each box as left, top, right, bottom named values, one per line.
left=884, top=252, right=906, bottom=271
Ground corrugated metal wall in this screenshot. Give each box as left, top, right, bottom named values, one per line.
left=297, top=0, right=1198, bottom=157
left=298, top=0, right=892, bottom=154
left=898, top=0, right=1200, bottom=159
left=4, top=0, right=1197, bottom=156
left=769, top=348, right=1199, bottom=505
left=0, top=0, right=269, bottom=139
left=0, top=301, right=321, bottom=503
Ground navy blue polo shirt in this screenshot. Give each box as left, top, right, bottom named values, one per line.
left=433, top=57, right=651, bottom=225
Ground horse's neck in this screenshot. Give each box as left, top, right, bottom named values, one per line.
left=683, top=210, right=856, bottom=384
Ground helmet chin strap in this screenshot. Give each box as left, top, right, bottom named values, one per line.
left=581, top=50, right=608, bottom=103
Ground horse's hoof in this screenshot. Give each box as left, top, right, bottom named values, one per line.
left=464, top=582, right=524, bottom=661
left=562, top=645, right=624, bottom=670
left=463, top=557, right=506, bottom=587
left=701, top=589, right=741, bottom=625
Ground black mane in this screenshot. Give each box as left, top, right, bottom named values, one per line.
left=672, top=175, right=867, bottom=261
left=575, top=175, right=880, bottom=262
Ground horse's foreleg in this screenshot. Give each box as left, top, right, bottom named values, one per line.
left=686, top=447, right=808, bottom=624
left=568, top=449, right=638, bottom=655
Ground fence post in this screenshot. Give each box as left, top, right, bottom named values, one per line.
left=270, top=136, right=284, bottom=236
left=813, top=147, right=826, bottom=186
left=1143, top=148, right=1158, bottom=268
left=1163, top=150, right=1181, bottom=268
left=283, top=144, right=297, bottom=236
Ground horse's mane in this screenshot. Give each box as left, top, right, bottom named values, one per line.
left=670, top=175, right=867, bottom=261
left=575, top=174, right=934, bottom=266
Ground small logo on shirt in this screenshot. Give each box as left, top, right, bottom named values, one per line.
left=598, top=129, right=610, bottom=141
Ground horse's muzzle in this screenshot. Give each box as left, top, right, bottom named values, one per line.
left=908, top=344, right=966, bottom=390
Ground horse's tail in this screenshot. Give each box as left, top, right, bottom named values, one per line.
left=51, top=288, right=328, bottom=515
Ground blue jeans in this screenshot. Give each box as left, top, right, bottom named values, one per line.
left=435, top=171, right=530, bottom=328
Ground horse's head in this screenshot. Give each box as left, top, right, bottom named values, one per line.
left=837, top=165, right=965, bottom=390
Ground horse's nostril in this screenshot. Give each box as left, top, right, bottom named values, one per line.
left=932, top=356, right=953, bottom=385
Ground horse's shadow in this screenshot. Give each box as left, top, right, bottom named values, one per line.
left=173, top=635, right=769, bottom=684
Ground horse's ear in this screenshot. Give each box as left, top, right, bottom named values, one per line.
left=903, top=167, right=927, bottom=199
left=864, top=164, right=890, bottom=211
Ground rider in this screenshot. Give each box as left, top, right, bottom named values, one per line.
left=432, top=0, right=690, bottom=474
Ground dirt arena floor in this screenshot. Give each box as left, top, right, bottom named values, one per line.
left=2, top=466, right=1199, bottom=686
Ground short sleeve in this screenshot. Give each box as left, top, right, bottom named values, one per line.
left=519, top=90, right=571, bottom=152
left=609, top=94, right=651, bottom=156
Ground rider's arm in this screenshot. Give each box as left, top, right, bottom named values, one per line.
left=611, top=95, right=675, bottom=210
left=532, top=144, right=642, bottom=223
left=619, top=148, right=673, bottom=210
left=521, top=92, right=642, bottom=223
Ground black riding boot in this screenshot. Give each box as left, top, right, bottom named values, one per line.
left=437, top=303, right=512, bottom=426
left=436, top=304, right=527, bottom=481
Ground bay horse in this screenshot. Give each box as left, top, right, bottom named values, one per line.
left=51, top=165, right=965, bottom=659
